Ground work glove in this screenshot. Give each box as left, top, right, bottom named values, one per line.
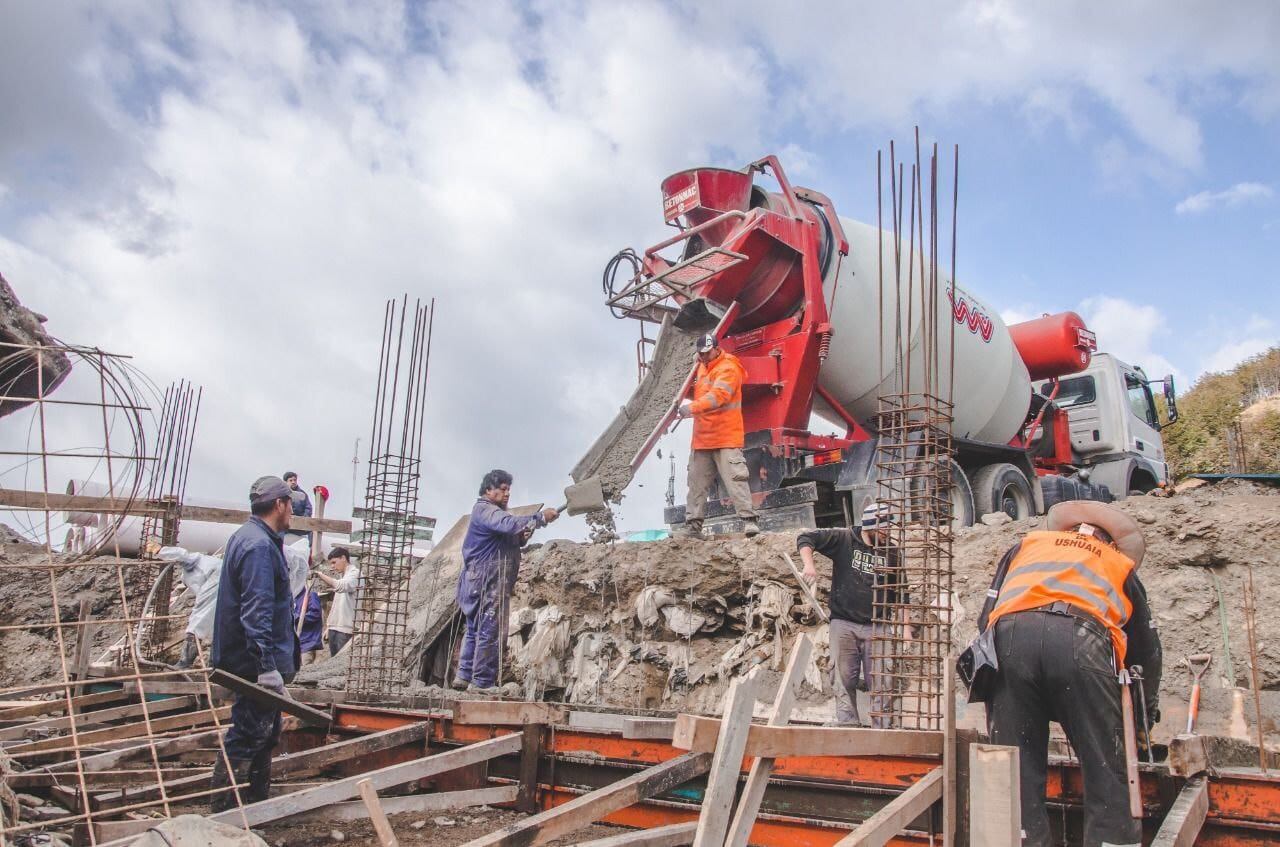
left=677, top=400, right=694, bottom=419
left=257, top=669, right=287, bottom=697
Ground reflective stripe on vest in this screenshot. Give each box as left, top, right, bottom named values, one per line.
left=987, top=530, right=1135, bottom=667
left=691, top=351, right=746, bottom=450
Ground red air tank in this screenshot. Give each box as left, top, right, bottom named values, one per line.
left=1007, top=312, right=1097, bottom=381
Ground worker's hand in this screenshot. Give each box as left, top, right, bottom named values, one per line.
left=257, top=670, right=287, bottom=697
left=542, top=507, right=559, bottom=524
left=677, top=400, right=693, bottom=419
left=802, top=564, right=819, bottom=585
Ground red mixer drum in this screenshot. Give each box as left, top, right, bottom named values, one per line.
left=1007, top=312, right=1097, bottom=381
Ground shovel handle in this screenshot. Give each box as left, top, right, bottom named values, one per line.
left=1120, top=672, right=1142, bottom=818
left=1186, top=683, right=1202, bottom=734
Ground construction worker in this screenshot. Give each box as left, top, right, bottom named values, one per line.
left=209, top=476, right=300, bottom=812
left=294, top=583, right=324, bottom=666
left=453, top=470, right=558, bottom=694
left=972, top=501, right=1162, bottom=847
left=283, top=471, right=312, bottom=518
left=797, top=502, right=902, bottom=726
left=313, top=547, right=361, bottom=656
left=675, top=333, right=759, bottom=537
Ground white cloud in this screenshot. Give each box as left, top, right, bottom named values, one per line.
left=1175, top=182, right=1274, bottom=214
left=1200, top=337, right=1277, bottom=376
left=1078, top=296, right=1181, bottom=383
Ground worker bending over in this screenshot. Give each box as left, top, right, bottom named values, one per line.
left=453, top=469, right=557, bottom=694
left=971, top=501, right=1162, bottom=847
left=797, top=502, right=901, bottom=726
left=209, top=476, right=300, bottom=812
left=675, top=333, right=759, bottom=538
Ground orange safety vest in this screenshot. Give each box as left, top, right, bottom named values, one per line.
left=690, top=350, right=746, bottom=450
left=987, top=530, right=1135, bottom=667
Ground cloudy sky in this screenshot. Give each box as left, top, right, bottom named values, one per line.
left=2, top=1, right=1278, bottom=541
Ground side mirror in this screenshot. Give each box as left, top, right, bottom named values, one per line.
left=1162, top=375, right=1178, bottom=426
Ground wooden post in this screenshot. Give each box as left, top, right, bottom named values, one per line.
left=942, top=657, right=956, bottom=847
left=69, top=599, right=94, bottom=699
left=969, top=744, right=1020, bottom=847
left=517, top=723, right=544, bottom=813
left=692, top=670, right=760, bottom=847
left=358, top=777, right=401, bottom=847
left=724, top=634, right=811, bottom=847
left=1150, top=776, right=1208, bottom=847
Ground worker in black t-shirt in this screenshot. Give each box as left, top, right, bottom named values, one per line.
left=797, top=502, right=902, bottom=726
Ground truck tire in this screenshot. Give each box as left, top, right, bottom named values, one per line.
left=946, top=458, right=975, bottom=528
left=971, top=463, right=1035, bottom=521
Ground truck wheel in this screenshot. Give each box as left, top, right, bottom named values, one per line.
left=946, top=459, right=975, bottom=528
left=972, top=463, right=1035, bottom=521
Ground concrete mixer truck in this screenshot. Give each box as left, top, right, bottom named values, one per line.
left=583, top=155, right=1178, bottom=531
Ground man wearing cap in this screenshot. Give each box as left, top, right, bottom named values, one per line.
left=797, top=501, right=903, bottom=727
left=209, top=476, right=300, bottom=812
left=973, top=501, right=1162, bottom=847
left=675, top=333, right=759, bottom=538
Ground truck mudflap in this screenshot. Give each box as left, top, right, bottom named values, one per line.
left=1040, top=473, right=1114, bottom=510
left=665, top=482, right=820, bottom=535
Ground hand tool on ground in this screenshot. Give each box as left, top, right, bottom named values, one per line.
left=551, top=475, right=609, bottom=517
left=1182, top=652, right=1212, bottom=734
left=780, top=553, right=829, bottom=623
left=1118, top=667, right=1142, bottom=818
left=1130, top=664, right=1153, bottom=764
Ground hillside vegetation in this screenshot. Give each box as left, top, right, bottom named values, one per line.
left=1163, top=347, right=1280, bottom=477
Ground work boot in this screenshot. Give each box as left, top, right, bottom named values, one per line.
left=174, top=634, right=199, bottom=670
left=742, top=519, right=761, bottom=538
left=209, top=756, right=252, bottom=813
left=450, top=676, right=470, bottom=691
left=467, top=683, right=503, bottom=696
left=674, top=520, right=703, bottom=540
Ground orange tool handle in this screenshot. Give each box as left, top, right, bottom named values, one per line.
left=1186, top=683, right=1202, bottom=734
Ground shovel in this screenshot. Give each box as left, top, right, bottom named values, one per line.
left=1182, top=653, right=1212, bottom=734
left=553, top=476, right=610, bottom=517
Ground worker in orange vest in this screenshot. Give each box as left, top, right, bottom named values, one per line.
left=969, top=501, right=1162, bottom=847
left=674, top=333, right=760, bottom=538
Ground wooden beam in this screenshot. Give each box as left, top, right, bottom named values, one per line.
left=454, top=700, right=568, bottom=726
left=725, top=635, right=811, bottom=847
left=621, top=718, right=675, bottom=741
left=0, top=689, right=129, bottom=721
left=568, top=712, right=628, bottom=733
left=517, top=723, right=545, bottom=813
left=1168, top=733, right=1280, bottom=777
left=458, top=751, right=713, bottom=847
left=673, top=717, right=944, bottom=760
left=832, top=767, right=942, bottom=847
left=40, top=728, right=225, bottom=774
left=7, top=705, right=231, bottom=754
left=359, top=778, right=402, bottom=847
left=942, top=656, right=956, bottom=847
left=5, top=767, right=208, bottom=789
left=181, top=504, right=351, bottom=534
left=969, top=744, right=1020, bottom=847
left=0, top=695, right=198, bottom=742
left=208, top=669, right=332, bottom=727
left=1151, top=776, right=1208, bottom=847
left=205, top=732, right=523, bottom=829
left=282, top=786, right=519, bottom=824
left=69, top=599, right=95, bottom=693
left=694, top=671, right=760, bottom=847
left=134, top=679, right=342, bottom=705
left=568, top=822, right=698, bottom=847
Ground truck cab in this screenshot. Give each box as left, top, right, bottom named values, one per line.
left=1037, top=352, right=1176, bottom=496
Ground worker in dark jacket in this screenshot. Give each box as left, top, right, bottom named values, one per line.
left=975, top=501, right=1162, bottom=847
left=294, top=585, right=324, bottom=665
left=797, top=502, right=902, bottom=727
left=453, top=469, right=557, bottom=694
left=283, top=471, right=312, bottom=517
left=209, top=476, right=300, bottom=812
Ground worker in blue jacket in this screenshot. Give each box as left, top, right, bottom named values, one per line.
left=452, top=469, right=557, bottom=694
left=209, top=475, right=300, bottom=812
left=294, top=584, right=324, bottom=665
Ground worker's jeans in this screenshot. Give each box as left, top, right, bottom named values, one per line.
left=987, top=611, right=1140, bottom=847
left=830, top=619, right=895, bottom=726
left=456, top=558, right=514, bottom=689
left=220, top=693, right=281, bottom=805
left=685, top=447, right=757, bottom=522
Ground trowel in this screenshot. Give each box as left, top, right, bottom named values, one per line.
left=552, top=475, right=610, bottom=517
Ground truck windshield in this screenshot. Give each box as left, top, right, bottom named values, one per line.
left=1127, top=378, right=1158, bottom=427
left=1041, top=375, right=1096, bottom=407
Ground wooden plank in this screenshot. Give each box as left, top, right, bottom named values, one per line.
left=1167, top=734, right=1209, bottom=777
left=942, top=656, right=956, bottom=847
left=6, top=767, right=207, bottom=789
left=673, top=716, right=944, bottom=759
left=0, top=695, right=197, bottom=742
left=180, top=503, right=351, bottom=533
left=0, top=689, right=129, bottom=721
left=454, top=700, right=567, bottom=726
left=459, top=751, right=713, bottom=847
left=283, top=785, right=519, bottom=824
left=205, top=732, right=523, bottom=829
left=832, top=767, right=942, bottom=847
left=569, top=822, right=698, bottom=847
left=725, top=635, right=811, bottom=847
left=1168, top=733, right=1280, bottom=777
left=568, top=711, right=628, bottom=733
left=7, top=705, right=231, bottom=754
left=209, top=669, right=332, bottom=727
left=134, top=679, right=342, bottom=705
left=1151, top=776, right=1209, bottom=847
left=969, top=744, right=1020, bottom=847
left=517, top=723, right=544, bottom=813
left=41, top=728, right=225, bottom=774
left=621, top=718, right=675, bottom=741
left=693, top=671, right=760, bottom=847
left=69, top=599, right=94, bottom=694
left=359, top=778, right=402, bottom=847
